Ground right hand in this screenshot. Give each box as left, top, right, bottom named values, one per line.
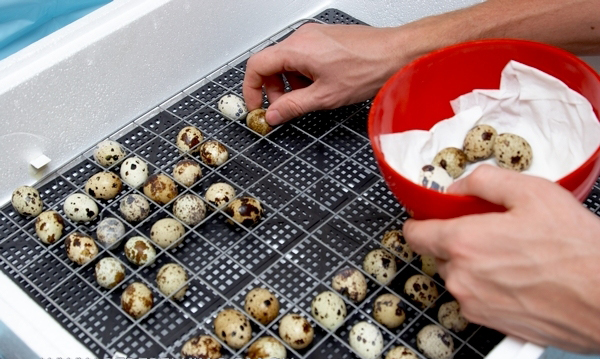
left=242, top=23, right=411, bottom=125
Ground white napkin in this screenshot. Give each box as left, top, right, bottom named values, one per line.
left=379, top=60, right=600, bottom=184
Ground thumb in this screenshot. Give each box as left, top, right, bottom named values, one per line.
left=447, top=165, right=534, bottom=208
left=266, top=85, right=324, bottom=125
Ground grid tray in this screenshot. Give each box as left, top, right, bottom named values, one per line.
left=3, top=8, right=598, bottom=359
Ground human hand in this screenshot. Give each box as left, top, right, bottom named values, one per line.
left=242, top=23, right=412, bottom=125
left=403, top=165, right=600, bottom=353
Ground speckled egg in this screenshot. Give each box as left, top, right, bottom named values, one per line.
left=373, top=294, right=406, bottom=329
left=363, top=249, right=397, bottom=284
left=247, top=337, right=287, bottom=359
left=95, top=257, right=126, bottom=289
left=404, top=275, right=439, bottom=309
left=493, top=133, right=533, bottom=172
left=381, top=230, right=413, bottom=262
left=218, top=94, right=248, bottom=120
left=11, top=186, right=43, bottom=217
left=226, top=197, right=264, bottom=226
left=421, top=255, right=437, bottom=277
left=385, top=346, right=419, bottom=359
left=124, top=236, right=156, bottom=266
left=247, top=109, right=273, bottom=135
left=121, top=282, right=153, bottom=319
left=94, top=139, right=125, bottom=167
left=120, top=157, right=149, bottom=188
left=96, top=217, right=126, bottom=249
left=418, top=165, right=453, bottom=193
left=244, top=288, right=280, bottom=325
left=205, top=182, right=236, bottom=208
left=35, top=210, right=64, bottom=244
left=416, top=325, right=454, bottom=359
left=199, top=140, right=229, bottom=167
left=181, top=335, right=222, bottom=359
left=172, top=159, right=202, bottom=187
left=349, top=322, right=384, bottom=359
left=214, top=309, right=252, bottom=350
left=432, top=147, right=468, bottom=179
left=143, top=174, right=179, bottom=204
left=119, top=194, right=151, bottom=222
left=278, top=314, right=314, bottom=350
left=85, top=172, right=122, bottom=200
left=311, top=291, right=347, bottom=331
left=438, top=301, right=469, bottom=332
left=150, top=218, right=185, bottom=249
left=463, top=124, right=497, bottom=162
left=65, top=232, right=98, bottom=265
left=173, top=194, right=206, bottom=227
left=156, top=263, right=188, bottom=300
left=176, top=126, right=204, bottom=153
left=63, top=193, right=99, bottom=223
left=331, top=267, right=368, bottom=303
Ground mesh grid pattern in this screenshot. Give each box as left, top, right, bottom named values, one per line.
left=0, top=8, right=532, bottom=359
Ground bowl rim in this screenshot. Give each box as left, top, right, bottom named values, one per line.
left=368, top=38, right=600, bottom=199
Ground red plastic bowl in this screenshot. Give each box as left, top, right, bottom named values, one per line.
left=369, top=39, right=600, bottom=220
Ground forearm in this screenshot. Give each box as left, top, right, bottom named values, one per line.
left=393, top=0, right=600, bottom=62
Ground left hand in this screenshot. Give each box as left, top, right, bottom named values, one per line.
left=403, top=165, right=600, bottom=353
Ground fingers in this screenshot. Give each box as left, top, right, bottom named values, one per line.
left=263, top=75, right=286, bottom=105
left=403, top=218, right=451, bottom=260
left=265, top=85, right=324, bottom=125
left=243, top=45, right=290, bottom=111
left=285, top=72, right=313, bottom=90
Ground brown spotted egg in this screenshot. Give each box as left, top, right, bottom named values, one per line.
left=199, top=140, right=229, bottom=167
left=150, top=218, right=185, bottom=249
left=176, top=126, right=204, bottom=153
left=63, top=193, right=99, bottom=222
left=278, top=314, right=314, bottom=350
left=381, top=230, right=413, bottom=262
left=121, top=282, right=153, bottom=319
left=119, top=194, right=151, bottom=222
left=463, top=124, right=497, bottom=162
left=385, top=346, right=419, bottom=359
left=493, top=133, right=533, bottom=172
left=120, top=157, right=149, bottom=188
left=404, top=275, right=439, bottom=309
left=143, top=174, right=178, bottom=204
left=363, top=249, right=397, bottom=284
left=244, top=288, right=280, bottom=325
left=11, top=186, right=43, bottom=217
left=218, top=94, right=248, bottom=120
left=96, top=217, right=126, bottom=249
left=247, top=337, right=287, bottom=359
left=246, top=109, right=273, bottom=135
left=331, top=267, right=368, bottom=303
left=205, top=182, right=236, bottom=208
left=432, top=147, right=468, bottom=179
left=181, top=335, right=222, bottom=359
left=156, top=263, right=188, bottom=300
left=65, top=232, right=98, bottom=265
left=438, top=300, right=469, bottom=332
left=349, top=322, right=384, bottom=359
left=226, top=197, right=264, bottom=226
left=214, top=309, right=252, bottom=350
left=35, top=210, right=64, bottom=244
left=124, top=236, right=156, bottom=266
left=172, top=194, right=206, bottom=227
left=172, top=159, right=202, bottom=187
left=85, top=172, right=122, bottom=200
left=416, top=325, right=454, bottom=359
left=94, top=140, right=125, bottom=167
left=311, top=291, right=347, bottom=331
left=95, top=257, right=126, bottom=289
left=373, top=294, right=406, bottom=329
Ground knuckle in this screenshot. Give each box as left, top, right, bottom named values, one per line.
left=284, top=97, right=307, bottom=118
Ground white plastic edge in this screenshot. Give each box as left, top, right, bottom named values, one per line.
left=487, top=336, right=544, bottom=359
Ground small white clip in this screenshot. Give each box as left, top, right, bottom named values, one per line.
left=30, top=154, right=51, bottom=170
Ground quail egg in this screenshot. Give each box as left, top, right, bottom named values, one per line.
left=381, top=230, right=413, bottom=262
left=11, top=186, right=43, bottom=217
left=416, top=325, right=454, bottom=359
left=94, top=139, right=125, bottom=167
left=438, top=301, right=469, bottom=332
left=85, top=172, right=122, bottom=200
left=156, top=263, right=188, bottom=300
left=214, top=309, right=252, bottom=350
left=218, top=94, right=248, bottom=120
left=121, top=282, right=154, bottom=319
left=463, top=124, right=497, bottom=162
left=199, top=140, right=229, bottom=167
left=176, top=126, right=204, bottom=153
left=331, top=267, right=368, bottom=303
left=65, top=232, right=98, bottom=265
left=404, top=275, right=439, bottom=309
left=432, top=147, right=468, bottom=179
left=120, top=157, right=149, bottom=188
left=205, top=182, right=236, bottom=208
left=373, top=294, right=406, bottom=329
left=150, top=218, right=185, bottom=249
left=226, top=197, right=264, bottom=226
left=143, top=174, right=179, bottom=204
left=278, top=314, right=314, bottom=350
left=244, top=288, right=280, bottom=325
left=63, top=193, right=99, bottom=222
left=418, top=165, right=453, bottom=193
left=181, top=335, right=222, bottom=359
left=96, top=217, right=126, bottom=249
left=311, top=291, right=347, bottom=331
left=493, top=133, right=533, bottom=172
left=421, top=255, right=437, bottom=277
left=386, top=346, right=419, bottom=359
left=124, top=236, right=156, bottom=266
left=349, top=321, right=384, bottom=359
left=95, top=257, right=126, bottom=289
left=247, top=109, right=273, bottom=135
left=119, top=194, right=151, bottom=222
left=363, top=249, right=397, bottom=284
left=172, top=159, right=203, bottom=187
left=35, top=210, right=64, bottom=244
left=247, top=337, right=287, bottom=359
left=173, top=194, right=206, bottom=227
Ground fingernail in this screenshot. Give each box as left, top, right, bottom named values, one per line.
left=266, top=109, right=283, bottom=125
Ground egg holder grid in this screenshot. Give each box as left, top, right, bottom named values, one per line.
left=1, top=8, right=599, bottom=359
